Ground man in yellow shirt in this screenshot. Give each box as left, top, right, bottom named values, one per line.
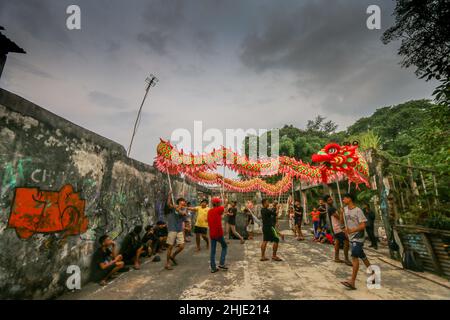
left=188, top=199, right=210, bottom=251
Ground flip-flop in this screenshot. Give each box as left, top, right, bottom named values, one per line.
left=170, top=256, right=178, bottom=265
left=334, top=259, right=344, bottom=263
left=344, top=260, right=353, bottom=266
left=272, top=256, right=283, bottom=261
left=260, top=257, right=269, bottom=261
left=164, top=265, right=174, bottom=270
left=341, top=281, right=356, bottom=290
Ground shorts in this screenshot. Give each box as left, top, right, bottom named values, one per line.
left=246, top=224, right=254, bottom=233
left=167, top=231, right=185, bottom=246
left=263, top=226, right=279, bottom=243
left=351, top=241, right=367, bottom=259
left=193, top=226, right=208, bottom=235
left=334, top=232, right=346, bottom=243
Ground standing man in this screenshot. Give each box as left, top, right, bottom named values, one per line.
left=324, top=195, right=352, bottom=266
left=341, top=193, right=373, bottom=290
left=226, top=201, right=245, bottom=244
left=294, top=200, right=304, bottom=240
left=165, top=191, right=188, bottom=270
left=260, top=199, right=282, bottom=261
left=189, top=199, right=210, bottom=251
left=363, top=203, right=378, bottom=249
left=208, top=197, right=229, bottom=273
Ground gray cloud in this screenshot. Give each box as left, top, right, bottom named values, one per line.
left=238, top=0, right=433, bottom=116
left=0, top=0, right=71, bottom=45
left=88, top=91, right=128, bottom=110
left=0, top=0, right=437, bottom=165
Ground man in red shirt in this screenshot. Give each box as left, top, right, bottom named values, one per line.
left=208, top=197, right=229, bottom=273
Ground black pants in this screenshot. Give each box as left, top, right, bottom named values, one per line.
left=366, top=225, right=378, bottom=247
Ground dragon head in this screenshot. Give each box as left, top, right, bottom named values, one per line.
left=312, top=141, right=368, bottom=186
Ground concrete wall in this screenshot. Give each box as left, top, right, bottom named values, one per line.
left=0, top=89, right=204, bottom=299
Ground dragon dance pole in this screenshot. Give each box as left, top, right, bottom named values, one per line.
left=167, top=170, right=175, bottom=204
left=335, top=179, right=348, bottom=229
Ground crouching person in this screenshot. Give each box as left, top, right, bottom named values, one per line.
left=120, top=225, right=145, bottom=270
left=92, top=234, right=125, bottom=286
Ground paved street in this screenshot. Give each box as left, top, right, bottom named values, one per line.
left=62, top=224, right=450, bottom=300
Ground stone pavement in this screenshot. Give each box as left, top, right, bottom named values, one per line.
left=61, top=226, right=450, bottom=300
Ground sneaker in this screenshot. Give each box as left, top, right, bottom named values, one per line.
left=211, top=268, right=219, bottom=273
left=218, top=265, right=228, bottom=270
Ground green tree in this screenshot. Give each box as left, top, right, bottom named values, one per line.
left=382, top=0, right=450, bottom=103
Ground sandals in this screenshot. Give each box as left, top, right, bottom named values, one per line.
left=344, top=260, right=353, bottom=266
left=272, top=256, right=283, bottom=261
left=170, top=256, right=178, bottom=266
left=334, top=259, right=344, bottom=263
left=260, top=257, right=269, bottom=261
left=341, top=281, right=356, bottom=290
left=164, top=265, right=174, bottom=270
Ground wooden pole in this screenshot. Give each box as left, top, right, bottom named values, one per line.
left=167, top=170, right=175, bottom=204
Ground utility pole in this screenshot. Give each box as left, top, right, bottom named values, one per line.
left=127, top=75, right=159, bottom=157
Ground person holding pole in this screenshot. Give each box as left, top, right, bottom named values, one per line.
left=165, top=191, right=188, bottom=270
left=341, top=193, right=374, bottom=290
left=260, top=199, right=282, bottom=262
left=324, top=194, right=352, bottom=266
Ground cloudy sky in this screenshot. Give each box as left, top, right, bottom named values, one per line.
left=0, top=0, right=436, bottom=166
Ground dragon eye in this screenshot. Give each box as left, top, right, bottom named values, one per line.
left=328, top=148, right=337, bottom=154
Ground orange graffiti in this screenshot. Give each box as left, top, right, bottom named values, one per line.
left=8, top=184, right=88, bottom=239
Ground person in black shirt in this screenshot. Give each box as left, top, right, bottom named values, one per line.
left=120, top=225, right=145, bottom=270
left=142, top=225, right=159, bottom=256
left=155, top=221, right=168, bottom=251
left=91, top=234, right=124, bottom=286
left=294, top=200, right=305, bottom=241
left=260, top=199, right=282, bottom=262
left=318, top=198, right=328, bottom=229
left=226, top=201, right=245, bottom=244
left=363, top=203, right=378, bottom=249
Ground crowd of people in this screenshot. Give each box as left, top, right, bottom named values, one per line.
left=91, top=190, right=379, bottom=290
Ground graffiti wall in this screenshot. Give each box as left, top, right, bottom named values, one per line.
left=0, top=89, right=203, bottom=299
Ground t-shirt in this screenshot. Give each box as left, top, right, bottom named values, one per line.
left=311, top=211, right=321, bottom=222
left=294, top=205, right=303, bottom=224
left=318, top=204, right=327, bottom=218
left=167, top=208, right=186, bottom=232
left=91, top=247, right=113, bottom=280
left=156, top=226, right=168, bottom=237
left=208, top=206, right=224, bottom=240
left=120, top=232, right=141, bottom=256
left=328, top=205, right=343, bottom=234
left=228, top=207, right=237, bottom=225
left=261, top=207, right=276, bottom=228
left=195, top=206, right=209, bottom=228
left=344, top=206, right=367, bottom=243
